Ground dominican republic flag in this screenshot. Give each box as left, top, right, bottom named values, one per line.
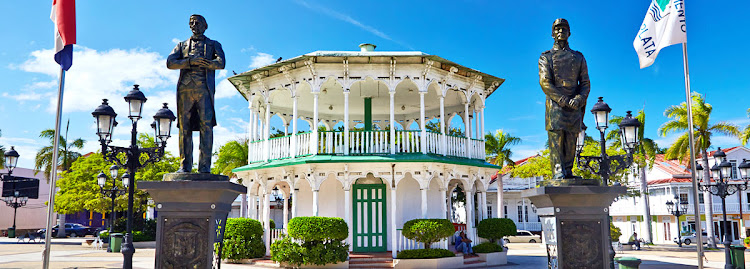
left=50, top=0, right=76, bottom=71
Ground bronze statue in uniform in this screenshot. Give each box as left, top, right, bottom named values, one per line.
left=538, top=18, right=590, bottom=181
left=167, top=14, right=225, bottom=173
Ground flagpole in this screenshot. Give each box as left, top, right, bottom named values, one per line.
left=682, top=43, right=704, bottom=269
left=42, top=67, right=65, bottom=269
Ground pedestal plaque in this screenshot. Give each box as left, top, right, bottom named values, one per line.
left=522, top=185, right=625, bottom=269
left=139, top=174, right=246, bottom=269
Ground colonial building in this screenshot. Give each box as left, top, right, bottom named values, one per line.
left=229, top=44, right=503, bottom=256
left=610, top=146, right=750, bottom=244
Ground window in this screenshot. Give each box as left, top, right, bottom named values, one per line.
left=504, top=205, right=508, bottom=219
left=517, top=205, right=523, bottom=222
left=487, top=206, right=493, bottom=219
left=524, top=206, right=529, bottom=222
left=699, top=193, right=704, bottom=204
left=731, top=160, right=738, bottom=179
left=679, top=193, right=689, bottom=204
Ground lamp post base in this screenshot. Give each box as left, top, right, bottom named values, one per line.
left=522, top=185, right=626, bottom=269
left=139, top=174, right=246, bottom=269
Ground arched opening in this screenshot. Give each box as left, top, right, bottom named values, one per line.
left=352, top=173, right=388, bottom=252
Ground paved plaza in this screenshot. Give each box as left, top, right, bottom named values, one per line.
left=0, top=237, right=745, bottom=268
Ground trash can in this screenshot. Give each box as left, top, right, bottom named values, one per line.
left=729, top=245, right=746, bottom=269
left=7, top=227, right=15, bottom=238
left=110, top=233, right=123, bottom=252
left=615, top=257, right=642, bottom=269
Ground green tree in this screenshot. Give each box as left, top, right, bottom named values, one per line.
left=741, top=108, right=750, bottom=146
left=0, top=130, right=5, bottom=168
left=658, top=92, right=740, bottom=248
left=484, top=130, right=521, bottom=167
left=213, top=138, right=249, bottom=177
left=34, top=123, right=85, bottom=180
left=425, top=121, right=464, bottom=136
left=510, top=150, right=552, bottom=180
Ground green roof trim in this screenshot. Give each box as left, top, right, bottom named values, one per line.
left=232, top=154, right=501, bottom=172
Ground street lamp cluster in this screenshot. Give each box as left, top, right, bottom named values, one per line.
left=695, top=148, right=750, bottom=269
left=97, top=165, right=127, bottom=252
left=665, top=196, right=688, bottom=247
left=91, top=84, right=175, bottom=269
left=1, top=147, right=25, bottom=238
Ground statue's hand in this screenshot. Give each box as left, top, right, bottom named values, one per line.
left=568, top=98, right=581, bottom=109
left=192, top=57, right=212, bottom=68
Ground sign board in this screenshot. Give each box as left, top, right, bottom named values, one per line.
left=2, top=177, right=40, bottom=199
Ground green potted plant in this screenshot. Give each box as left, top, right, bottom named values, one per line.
left=395, top=219, right=461, bottom=268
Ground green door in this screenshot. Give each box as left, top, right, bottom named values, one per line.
left=352, top=183, right=387, bottom=252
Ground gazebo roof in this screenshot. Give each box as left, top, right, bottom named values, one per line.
left=228, top=49, right=505, bottom=101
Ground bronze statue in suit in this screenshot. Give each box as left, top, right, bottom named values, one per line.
left=167, top=14, right=225, bottom=173
left=538, top=18, right=590, bottom=180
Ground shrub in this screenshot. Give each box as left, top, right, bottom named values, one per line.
left=271, top=217, right=349, bottom=266
left=610, top=222, right=621, bottom=242
left=221, top=218, right=265, bottom=261
left=402, top=219, right=454, bottom=249
left=477, top=218, right=517, bottom=243
left=396, top=248, right=455, bottom=259
left=287, top=217, right=348, bottom=242
left=132, top=231, right=155, bottom=242
left=473, top=242, right=503, bottom=253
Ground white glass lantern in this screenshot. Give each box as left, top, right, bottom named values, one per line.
left=665, top=200, right=674, bottom=212
left=695, top=163, right=704, bottom=182
left=712, top=147, right=726, bottom=165
left=618, top=111, right=641, bottom=150
left=92, top=99, right=117, bottom=143
left=97, top=172, right=107, bottom=188
left=4, top=146, right=19, bottom=174
left=122, top=173, right=130, bottom=189
left=590, top=97, right=612, bottom=131
left=124, top=84, right=147, bottom=120
left=576, top=123, right=587, bottom=152
left=153, top=103, right=176, bottom=143
left=738, top=159, right=750, bottom=179
left=109, top=165, right=119, bottom=180
left=719, top=159, right=732, bottom=179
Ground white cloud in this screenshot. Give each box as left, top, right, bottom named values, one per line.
left=249, top=52, right=275, bottom=69
left=171, top=38, right=181, bottom=44
left=215, top=79, right=238, bottom=99
left=14, top=46, right=178, bottom=115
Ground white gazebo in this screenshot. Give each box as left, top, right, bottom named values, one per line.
left=229, top=44, right=504, bottom=257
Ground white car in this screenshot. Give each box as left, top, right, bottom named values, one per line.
left=673, top=232, right=720, bottom=245
left=503, top=230, right=542, bottom=243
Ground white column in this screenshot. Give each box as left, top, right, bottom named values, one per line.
left=291, top=188, right=298, bottom=219
left=240, top=193, right=247, bottom=217
left=312, top=93, right=319, bottom=155
left=344, top=188, right=352, bottom=251
left=476, top=191, right=483, bottom=221
left=282, top=193, right=289, bottom=229
left=439, top=96, right=446, bottom=156
left=447, top=188, right=454, bottom=221
left=497, top=181, right=504, bottom=219
left=249, top=194, right=257, bottom=219
left=263, top=193, right=271, bottom=256
left=389, top=92, right=396, bottom=154
left=344, top=91, right=350, bottom=155
left=248, top=106, right=255, bottom=141
left=474, top=109, right=479, bottom=140
left=522, top=198, right=527, bottom=230
left=420, top=92, right=427, bottom=154
left=291, top=96, right=298, bottom=158
left=312, top=189, right=319, bottom=216
left=440, top=188, right=448, bottom=219
left=465, top=190, right=475, bottom=238
left=480, top=106, right=485, bottom=140
left=481, top=191, right=488, bottom=221
left=465, top=103, right=471, bottom=139
left=421, top=188, right=428, bottom=218
left=391, top=187, right=398, bottom=258
left=264, top=102, right=272, bottom=161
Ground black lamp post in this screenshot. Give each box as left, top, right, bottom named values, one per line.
left=3, top=146, right=20, bottom=177
left=3, top=190, right=28, bottom=237
left=575, top=97, right=640, bottom=269
left=695, top=148, right=749, bottom=269
left=2, top=147, right=24, bottom=238
left=666, top=195, right=688, bottom=247
left=97, top=165, right=126, bottom=252
left=92, top=84, right=175, bottom=269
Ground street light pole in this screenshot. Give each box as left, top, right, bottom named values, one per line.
left=696, top=151, right=749, bottom=269
left=666, top=196, right=688, bottom=247
left=97, top=165, right=126, bottom=252
left=92, top=85, right=175, bottom=269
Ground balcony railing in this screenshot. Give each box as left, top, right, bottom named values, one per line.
left=248, top=130, right=486, bottom=163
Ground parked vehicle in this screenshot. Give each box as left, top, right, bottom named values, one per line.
left=503, top=230, right=542, bottom=243
left=37, top=223, right=95, bottom=237
left=673, top=232, right=720, bottom=245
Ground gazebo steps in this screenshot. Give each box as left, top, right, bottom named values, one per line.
left=349, top=252, right=394, bottom=268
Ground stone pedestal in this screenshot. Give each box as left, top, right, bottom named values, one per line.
left=522, top=185, right=625, bottom=269
left=139, top=173, right=246, bottom=269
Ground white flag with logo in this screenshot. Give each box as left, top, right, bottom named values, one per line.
left=633, top=0, right=687, bottom=68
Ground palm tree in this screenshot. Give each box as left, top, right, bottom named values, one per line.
left=606, top=109, right=658, bottom=243
left=484, top=130, right=521, bottom=167
left=658, top=92, right=740, bottom=248
left=0, top=129, right=5, bottom=168
left=741, top=108, right=750, bottom=146
left=34, top=120, right=85, bottom=237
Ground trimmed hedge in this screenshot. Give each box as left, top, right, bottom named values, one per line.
left=477, top=218, right=516, bottom=243
left=287, top=217, right=347, bottom=242
left=402, top=219, right=454, bottom=249
left=396, top=248, right=455, bottom=259
left=271, top=217, right=349, bottom=266
left=220, top=218, right=265, bottom=261
left=473, top=242, right=503, bottom=253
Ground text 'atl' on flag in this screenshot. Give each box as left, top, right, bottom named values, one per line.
left=633, top=0, right=686, bottom=69
left=51, top=0, right=76, bottom=71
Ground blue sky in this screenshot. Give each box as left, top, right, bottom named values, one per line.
left=1, top=0, right=748, bottom=168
